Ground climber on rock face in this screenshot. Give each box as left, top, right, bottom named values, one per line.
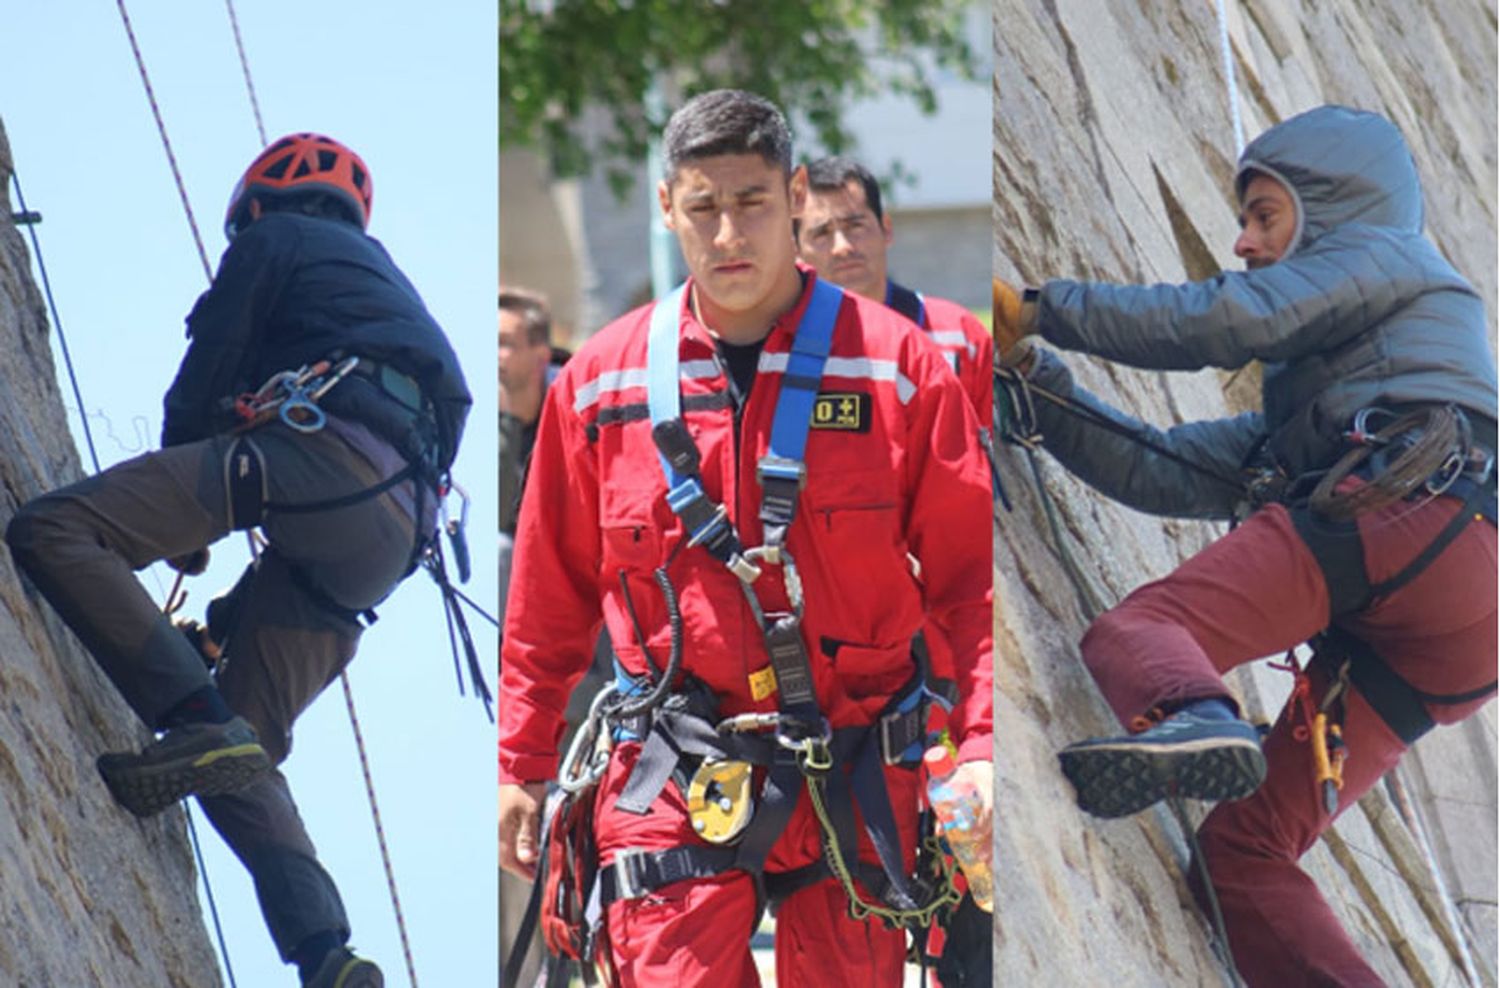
left=5, top=132, right=471, bottom=988
left=498, top=89, right=993, bottom=987
left=993, top=104, right=1496, bottom=986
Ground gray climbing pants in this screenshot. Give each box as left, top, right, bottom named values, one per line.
left=5, top=419, right=418, bottom=961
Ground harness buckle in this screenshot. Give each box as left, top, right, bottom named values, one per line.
left=727, top=553, right=763, bottom=584
left=878, top=691, right=928, bottom=766
left=611, top=850, right=649, bottom=901
left=756, top=455, right=806, bottom=489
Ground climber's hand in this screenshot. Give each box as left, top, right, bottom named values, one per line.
left=993, top=276, right=1038, bottom=359
left=500, top=781, right=547, bottom=881
left=166, top=547, right=210, bottom=576
left=953, top=759, right=993, bottom=836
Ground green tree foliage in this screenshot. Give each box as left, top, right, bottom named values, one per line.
left=500, top=0, right=979, bottom=192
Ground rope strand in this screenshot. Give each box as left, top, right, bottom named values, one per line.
left=223, top=0, right=267, bottom=146
left=340, top=673, right=420, bottom=987
left=10, top=173, right=102, bottom=474
left=114, top=0, right=213, bottom=283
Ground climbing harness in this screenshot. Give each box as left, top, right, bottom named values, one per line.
left=234, top=356, right=361, bottom=434
left=516, top=282, right=963, bottom=984
left=1288, top=403, right=1497, bottom=745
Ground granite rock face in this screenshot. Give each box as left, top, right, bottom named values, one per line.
left=0, top=118, right=223, bottom=986
left=993, top=1, right=1496, bottom=984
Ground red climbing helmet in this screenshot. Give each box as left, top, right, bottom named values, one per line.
left=224, top=133, right=372, bottom=239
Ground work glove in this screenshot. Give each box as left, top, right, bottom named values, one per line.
left=992, top=276, right=1038, bottom=359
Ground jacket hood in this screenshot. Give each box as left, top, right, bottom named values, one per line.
left=1235, top=105, right=1424, bottom=255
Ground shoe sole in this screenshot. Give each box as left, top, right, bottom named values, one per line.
left=98, top=742, right=271, bottom=818
left=1059, top=736, right=1266, bottom=819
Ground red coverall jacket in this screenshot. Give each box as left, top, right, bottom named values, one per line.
left=498, top=270, right=992, bottom=870
left=911, top=292, right=993, bottom=432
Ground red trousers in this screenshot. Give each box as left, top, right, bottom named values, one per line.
left=592, top=742, right=918, bottom=987
left=1081, top=493, right=1496, bottom=987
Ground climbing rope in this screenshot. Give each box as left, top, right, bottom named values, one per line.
left=340, top=675, right=420, bottom=987
left=113, top=0, right=213, bottom=283
left=1165, top=794, right=1244, bottom=987
left=222, top=0, right=267, bottom=146
left=9, top=173, right=101, bottom=475
left=185, top=804, right=241, bottom=988
left=1213, top=0, right=1245, bottom=154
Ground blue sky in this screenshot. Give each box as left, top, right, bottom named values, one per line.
left=2, top=3, right=496, bottom=985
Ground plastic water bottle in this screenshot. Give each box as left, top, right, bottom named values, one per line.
left=924, top=746, right=994, bottom=913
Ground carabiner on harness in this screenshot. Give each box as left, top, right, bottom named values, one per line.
left=1271, top=649, right=1350, bottom=815
left=440, top=479, right=472, bottom=584
left=742, top=544, right=804, bottom=612
left=558, top=685, right=620, bottom=794
left=236, top=355, right=361, bottom=434
left=278, top=384, right=326, bottom=433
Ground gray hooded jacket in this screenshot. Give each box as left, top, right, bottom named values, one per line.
left=1024, top=105, right=1496, bottom=521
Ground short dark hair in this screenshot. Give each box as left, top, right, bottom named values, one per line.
left=662, top=89, right=793, bottom=182
left=253, top=191, right=363, bottom=229
left=805, top=156, right=885, bottom=223
left=498, top=287, right=551, bottom=347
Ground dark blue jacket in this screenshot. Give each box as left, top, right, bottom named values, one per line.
left=161, top=212, right=471, bottom=472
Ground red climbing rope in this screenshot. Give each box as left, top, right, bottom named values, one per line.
left=341, top=673, right=421, bottom=987
left=113, top=0, right=214, bottom=283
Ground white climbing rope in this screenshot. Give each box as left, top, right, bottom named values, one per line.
left=1213, top=0, right=1245, bottom=154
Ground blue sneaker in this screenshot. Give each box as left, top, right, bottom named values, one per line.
left=1057, top=700, right=1266, bottom=819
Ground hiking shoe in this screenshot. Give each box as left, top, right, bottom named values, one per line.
left=97, top=715, right=270, bottom=818
left=1057, top=701, right=1266, bottom=819
left=304, top=948, right=383, bottom=988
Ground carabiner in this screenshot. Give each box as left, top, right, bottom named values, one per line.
left=278, top=390, right=326, bottom=434
left=442, top=480, right=473, bottom=583
left=743, top=545, right=803, bottom=613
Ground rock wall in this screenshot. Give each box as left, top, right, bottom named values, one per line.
left=0, top=119, right=222, bottom=986
left=993, top=1, right=1496, bottom=985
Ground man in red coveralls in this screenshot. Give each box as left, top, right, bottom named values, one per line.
left=498, top=89, right=993, bottom=986
left=795, top=154, right=996, bottom=744
left=794, top=155, right=991, bottom=431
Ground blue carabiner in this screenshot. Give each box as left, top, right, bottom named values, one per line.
left=278, top=391, right=326, bottom=434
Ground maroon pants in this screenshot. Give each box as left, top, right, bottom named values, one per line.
left=1080, top=493, right=1497, bottom=987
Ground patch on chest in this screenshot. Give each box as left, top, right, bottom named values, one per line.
left=810, top=392, right=871, bottom=432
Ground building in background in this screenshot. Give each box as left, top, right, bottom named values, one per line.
left=499, top=1, right=990, bottom=346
